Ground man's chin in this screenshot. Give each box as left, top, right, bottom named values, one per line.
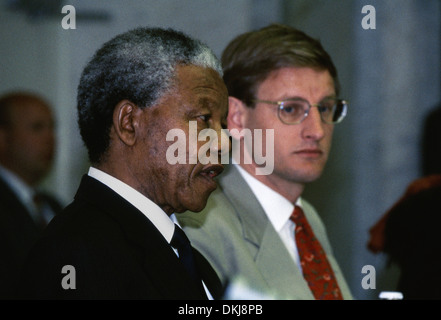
left=173, top=184, right=217, bottom=213
left=186, top=198, right=209, bottom=213
left=183, top=192, right=213, bottom=213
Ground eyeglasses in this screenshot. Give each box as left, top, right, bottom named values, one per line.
left=253, top=97, right=348, bottom=125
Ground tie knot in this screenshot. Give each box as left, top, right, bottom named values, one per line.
left=171, top=225, right=191, bottom=251
left=290, top=205, right=305, bottom=223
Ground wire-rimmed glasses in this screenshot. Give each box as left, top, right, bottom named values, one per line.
left=253, top=97, right=348, bottom=125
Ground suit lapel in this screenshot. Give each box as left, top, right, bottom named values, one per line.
left=140, top=238, right=208, bottom=299
left=255, top=223, right=314, bottom=299
left=74, top=175, right=209, bottom=299
left=219, top=165, right=314, bottom=299
left=193, top=248, right=223, bottom=299
left=220, top=165, right=267, bottom=246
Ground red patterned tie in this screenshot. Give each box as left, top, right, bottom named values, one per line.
left=291, top=205, right=343, bottom=300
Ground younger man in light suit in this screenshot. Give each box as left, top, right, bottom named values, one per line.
left=178, top=24, right=353, bottom=299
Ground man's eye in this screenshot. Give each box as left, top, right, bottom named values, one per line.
left=281, top=103, right=303, bottom=115
left=318, top=105, right=332, bottom=114
left=197, top=115, right=210, bottom=122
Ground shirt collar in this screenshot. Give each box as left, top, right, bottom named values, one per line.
left=0, top=164, right=35, bottom=206
left=88, top=167, right=175, bottom=243
left=233, top=162, right=302, bottom=232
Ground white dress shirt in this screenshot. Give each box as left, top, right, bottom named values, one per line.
left=88, top=167, right=175, bottom=242
left=234, top=163, right=303, bottom=272
left=87, top=167, right=213, bottom=299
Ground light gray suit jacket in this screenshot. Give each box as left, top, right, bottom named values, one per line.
left=178, top=164, right=353, bottom=300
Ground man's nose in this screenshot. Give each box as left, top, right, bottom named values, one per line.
left=301, top=107, right=326, bottom=140
left=211, top=127, right=231, bottom=157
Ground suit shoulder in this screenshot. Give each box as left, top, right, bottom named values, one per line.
left=40, top=199, right=125, bottom=255
left=178, top=187, right=238, bottom=230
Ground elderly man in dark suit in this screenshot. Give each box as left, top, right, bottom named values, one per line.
left=0, top=92, right=63, bottom=299
left=17, top=27, right=228, bottom=300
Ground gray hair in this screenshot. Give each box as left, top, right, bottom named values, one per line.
left=77, top=27, right=221, bottom=163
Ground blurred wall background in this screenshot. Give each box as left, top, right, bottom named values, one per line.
left=0, top=0, right=439, bottom=300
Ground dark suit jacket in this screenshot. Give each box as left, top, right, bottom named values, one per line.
left=16, top=175, right=222, bottom=300
left=0, top=175, right=63, bottom=299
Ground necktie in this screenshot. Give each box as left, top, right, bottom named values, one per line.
left=170, top=224, right=207, bottom=297
left=291, top=205, right=343, bottom=300
left=32, top=192, right=48, bottom=230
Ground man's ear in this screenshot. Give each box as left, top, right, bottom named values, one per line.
left=227, top=96, right=248, bottom=140
left=112, top=100, right=140, bottom=146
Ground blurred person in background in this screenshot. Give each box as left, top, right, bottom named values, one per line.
left=368, top=102, right=441, bottom=300
left=0, top=91, right=63, bottom=298
left=368, top=174, right=441, bottom=299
